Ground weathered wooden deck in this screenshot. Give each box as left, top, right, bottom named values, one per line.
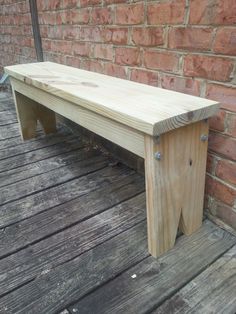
left=0, top=92, right=236, bottom=314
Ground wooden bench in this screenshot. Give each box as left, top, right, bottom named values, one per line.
left=5, top=62, right=219, bottom=258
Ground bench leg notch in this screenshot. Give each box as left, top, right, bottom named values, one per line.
left=144, top=121, right=209, bottom=258
left=12, top=90, right=57, bottom=140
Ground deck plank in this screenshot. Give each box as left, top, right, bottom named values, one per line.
left=0, top=223, right=148, bottom=314
left=0, top=173, right=144, bottom=258
left=0, top=132, right=75, bottom=160
left=154, top=245, right=236, bottom=314
left=0, top=164, right=135, bottom=228
left=69, top=221, right=236, bottom=314
left=0, top=93, right=235, bottom=314
left=0, top=137, right=85, bottom=173
left=0, top=194, right=146, bottom=298
left=0, top=148, right=102, bottom=188
left=0, top=111, right=17, bottom=126
left=0, top=123, right=21, bottom=140
left=0, top=154, right=108, bottom=205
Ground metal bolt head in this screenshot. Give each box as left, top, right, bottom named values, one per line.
left=200, top=134, right=208, bottom=142
left=154, top=152, right=162, bottom=160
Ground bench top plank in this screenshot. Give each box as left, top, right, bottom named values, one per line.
left=5, top=62, right=219, bottom=136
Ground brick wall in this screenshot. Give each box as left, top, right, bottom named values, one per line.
left=0, top=0, right=236, bottom=229
left=0, top=1, right=36, bottom=72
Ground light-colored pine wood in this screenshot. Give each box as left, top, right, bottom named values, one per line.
left=5, top=62, right=220, bottom=259
left=11, top=78, right=145, bottom=157
left=12, top=87, right=56, bottom=140
left=5, top=62, right=219, bottom=136
left=144, top=120, right=209, bottom=257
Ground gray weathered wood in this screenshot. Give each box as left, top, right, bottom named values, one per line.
left=0, top=125, right=69, bottom=151
left=0, top=173, right=144, bottom=257
left=0, top=165, right=134, bottom=228
left=0, top=137, right=84, bottom=174
left=0, top=223, right=148, bottom=313
left=0, top=132, right=75, bottom=161
left=0, top=148, right=101, bottom=188
left=0, top=111, right=17, bottom=126
left=0, top=154, right=107, bottom=204
left=0, top=193, right=146, bottom=298
left=0, top=100, right=15, bottom=112
left=0, top=123, right=21, bottom=140
left=69, top=221, right=236, bottom=314
left=153, top=244, right=236, bottom=314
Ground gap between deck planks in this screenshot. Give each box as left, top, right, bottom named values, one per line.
left=0, top=92, right=235, bottom=314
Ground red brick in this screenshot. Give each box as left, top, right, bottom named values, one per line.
left=206, top=175, right=236, bottom=206
left=147, top=0, right=185, bottom=25
left=71, top=9, right=90, bottom=24
left=63, top=26, right=79, bottom=40
left=206, top=154, right=215, bottom=174
left=206, top=84, right=236, bottom=113
left=209, top=110, right=226, bottom=132
left=51, top=40, right=72, bottom=54
left=213, top=28, right=236, bottom=55
left=161, top=75, right=200, bottom=96
left=116, top=4, right=144, bottom=25
left=81, top=59, right=104, bottom=73
left=91, top=7, right=112, bottom=25
left=216, top=159, right=236, bottom=185
left=80, top=27, right=102, bottom=42
left=72, top=42, right=91, bottom=57
left=115, top=47, right=140, bottom=66
left=102, top=28, right=128, bottom=45
left=213, top=201, right=236, bottom=229
left=104, top=0, right=126, bottom=4
left=103, top=62, right=127, bottom=79
left=65, top=56, right=81, bottom=68
left=144, top=50, right=179, bottom=72
left=184, top=55, right=234, bottom=82
left=189, top=0, right=236, bottom=25
left=168, top=27, right=213, bottom=51
left=80, top=0, right=102, bottom=7
left=130, top=69, right=158, bottom=86
left=227, top=113, right=236, bottom=138
left=208, top=132, right=236, bottom=161
left=94, top=44, right=113, bottom=61
left=131, top=27, right=164, bottom=47
left=61, top=0, right=78, bottom=9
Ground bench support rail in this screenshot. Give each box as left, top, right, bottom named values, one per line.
left=11, top=76, right=210, bottom=259
left=144, top=120, right=209, bottom=257
left=13, top=90, right=56, bottom=140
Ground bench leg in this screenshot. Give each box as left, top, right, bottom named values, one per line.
left=144, top=120, right=209, bottom=258
left=12, top=90, right=57, bottom=140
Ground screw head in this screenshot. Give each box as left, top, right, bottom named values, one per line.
left=154, top=152, right=162, bottom=160
left=200, top=134, right=208, bottom=142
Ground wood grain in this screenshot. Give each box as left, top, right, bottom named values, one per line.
left=154, top=244, right=236, bottom=314
left=11, top=78, right=145, bottom=157
left=12, top=89, right=56, bottom=140
left=0, top=164, right=135, bottom=228
left=0, top=137, right=83, bottom=173
left=0, top=132, right=76, bottom=161
left=144, top=121, right=209, bottom=257
left=0, top=173, right=144, bottom=259
left=70, top=221, right=236, bottom=314
left=0, top=194, right=146, bottom=299
left=5, top=62, right=219, bottom=136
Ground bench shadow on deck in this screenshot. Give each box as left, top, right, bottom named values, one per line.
left=0, top=92, right=235, bottom=314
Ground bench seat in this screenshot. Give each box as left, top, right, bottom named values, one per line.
left=5, top=62, right=219, bottom=258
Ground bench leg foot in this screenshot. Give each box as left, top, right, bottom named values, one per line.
left=144, top=121, right=209, bottom=258
left=12, top=90, right=57, bottom=140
